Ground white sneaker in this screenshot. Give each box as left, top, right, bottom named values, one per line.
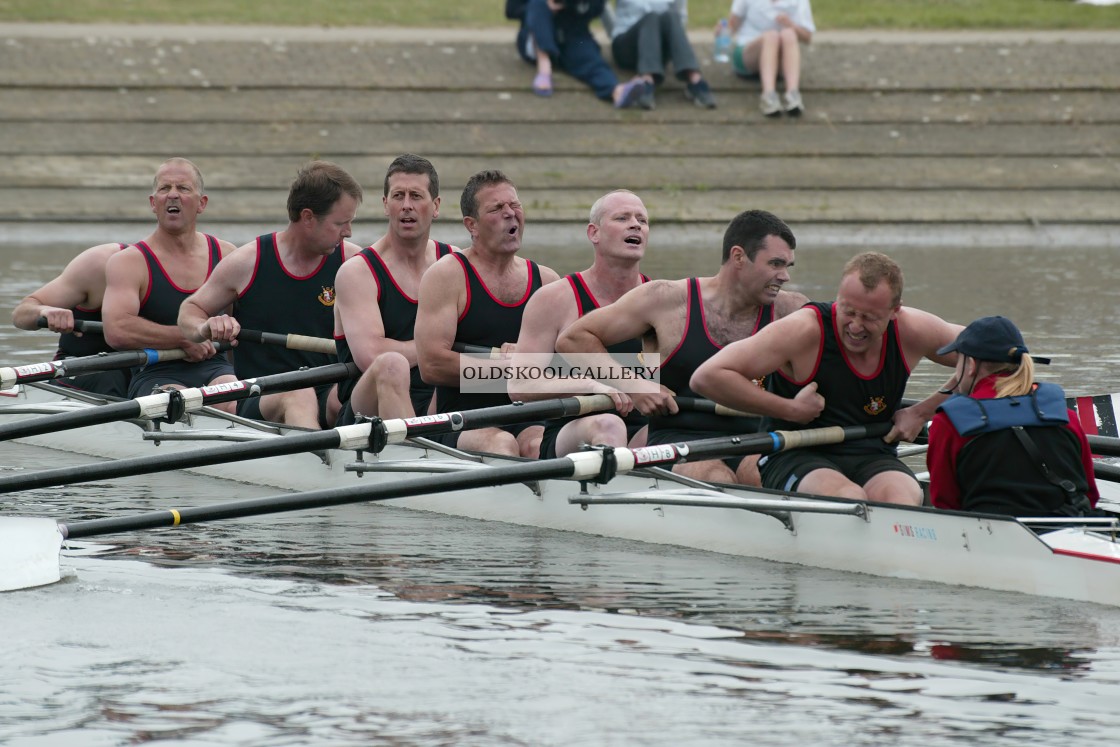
left=759, top=91, right=782, bottom=117
left=783, top=90, right=803, bottom=116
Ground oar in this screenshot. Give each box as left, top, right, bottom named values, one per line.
left=0, top=394, right=617, bottom=495
left=35, top=318, right=340, bottom=357
left=1, top=344, right=229, bottom=390
left=0, top=421, right=890, bottom=592
left=0, top=362, right=356, bottom=444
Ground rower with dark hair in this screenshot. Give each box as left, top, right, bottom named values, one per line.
left=415, top=169, right=560, bottom=457
left=558, top=209, right=807, bottom=485
left=333, top=154, right=459, bottom=424
left=927, top=315, right=1099, bottom=517
left=179, top=160, right=364, bottom=428
left=12, top=242, right=132, bottom=397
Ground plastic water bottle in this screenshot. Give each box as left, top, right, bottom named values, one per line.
left=714, top=18, right=732, bottom=63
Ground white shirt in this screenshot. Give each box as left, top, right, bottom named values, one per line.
left=729, top=0, right=815, bottom=47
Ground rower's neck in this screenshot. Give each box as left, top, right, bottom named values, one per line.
left=580, top=261, right=643, bottom=305
left=375, top=234, right=432, bottom=268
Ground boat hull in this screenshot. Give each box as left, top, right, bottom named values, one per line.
left=3, top=383, right=1119, bottom=607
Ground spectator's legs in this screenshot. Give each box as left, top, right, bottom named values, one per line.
left=612, top=13, right=665, bottom=84
left=655, top=10, right=702, bottom=84
left=524, top=0, right=558, bottom=95
left=755, top=29, right=781, bottom=95
left=778, top=27, right=801, bottom=92
left=559, top=30, right=619, bottom=101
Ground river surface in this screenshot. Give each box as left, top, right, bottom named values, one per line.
left=2, top=236, right=1120, bottom=746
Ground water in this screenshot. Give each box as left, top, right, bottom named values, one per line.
left=3, top=239, right=1120, bottom=746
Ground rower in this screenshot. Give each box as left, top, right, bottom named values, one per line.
left=691, top=251, right=964, bottom=506
left=509, top=189, right=652, bottom=458
left=927, top=315, right=1100, bottom=517
left=415, top=169, right=560, bottom=457
left=333, top=154, right=459, bottom=424
left=558, top=209, right=807, bottom=485
left=179, top=160, right=364, bottom=429
left=11, top=242, right=131, bottom=397
left=101, top=158, right=239, bottom=411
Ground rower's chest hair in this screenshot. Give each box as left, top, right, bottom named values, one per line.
left=702, top=310, right=758, bottom=348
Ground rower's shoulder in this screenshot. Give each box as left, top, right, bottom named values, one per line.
left=774, top=288, right=811, bottom=319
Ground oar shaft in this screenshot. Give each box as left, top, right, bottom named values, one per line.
left=1, top=348, right=189, bottom=389
left=0, top=361, right=355, bottom=444
left=0, top=427, right=350, bottom=495
left=62, top=457, right=583, bottom=539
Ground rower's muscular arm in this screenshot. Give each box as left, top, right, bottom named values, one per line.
left=557, top=280, right=667, bottom=355
left=334, top=256, right=417, bottom=370
left=178, top=242, right=253, bottom=344
left=102, top=248, right=196, bottom=351
left=415, top=255, right=466, bottom=387
left=508, top=281, right=581, bottom=401
left=886, top=307, right=966, bottom=442
left=691, top=308, right=825, bottom=424
left=12, top=243, right=119, bottom=332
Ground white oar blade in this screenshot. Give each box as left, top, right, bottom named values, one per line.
left=0, top=518, right=63, bottom=591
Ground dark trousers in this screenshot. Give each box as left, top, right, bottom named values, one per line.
left=610, top=10, right=698, bottom=84
left=517, top=0, right=618, bottom=101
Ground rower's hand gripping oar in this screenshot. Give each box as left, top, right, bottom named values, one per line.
left=0, top=393, right=618, bottom=495
left=34, top=317, right=341, bottom=357
left=1, top=341, right=232, bottom=391
left=35, top=317, right=104, bottom=335
left=0, top=361, right=355, bottom=444
left=0, top=421, right=890, bottom=592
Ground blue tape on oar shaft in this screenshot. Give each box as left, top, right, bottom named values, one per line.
left=144, top=348, right=159, bottom=366
left=770, top=432, right=780, bottom=451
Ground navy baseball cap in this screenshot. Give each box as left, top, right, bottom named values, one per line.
left=936, top=316, right=1050, bottom=364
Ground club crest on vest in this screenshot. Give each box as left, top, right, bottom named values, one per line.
left=317, top=286, right=336, bottom=306
left=863, top=395, right=888, bottom=416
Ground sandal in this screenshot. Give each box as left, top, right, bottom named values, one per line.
left=532, top=72, right=553, bottom=97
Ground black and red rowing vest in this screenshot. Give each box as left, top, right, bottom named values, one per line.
left=336, top=242, right=453, bottom=407
left=434, top=253, right=543, bottom=413
left=232, top=233, right=345, bottom=379
left=135, top=236, right=222, bottom=326
left=766, top=301, right=910, bottom=455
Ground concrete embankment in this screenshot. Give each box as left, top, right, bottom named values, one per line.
left=0, top=23, right=1117, bottom=248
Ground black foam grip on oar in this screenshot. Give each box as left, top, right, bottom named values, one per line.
left=1087, top=435, right=1120, bottom=458
left=237, top=329, right=337, bottom=355
left=36, top=317, right=104, bottom=335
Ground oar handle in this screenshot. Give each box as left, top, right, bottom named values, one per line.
left=36, top=317, right=104, bottom=335
left=672, top=396, right=755, bottom=418
left=237, top=329, right=337, bottom=355
left=452, top=342, right=503, bottom=359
